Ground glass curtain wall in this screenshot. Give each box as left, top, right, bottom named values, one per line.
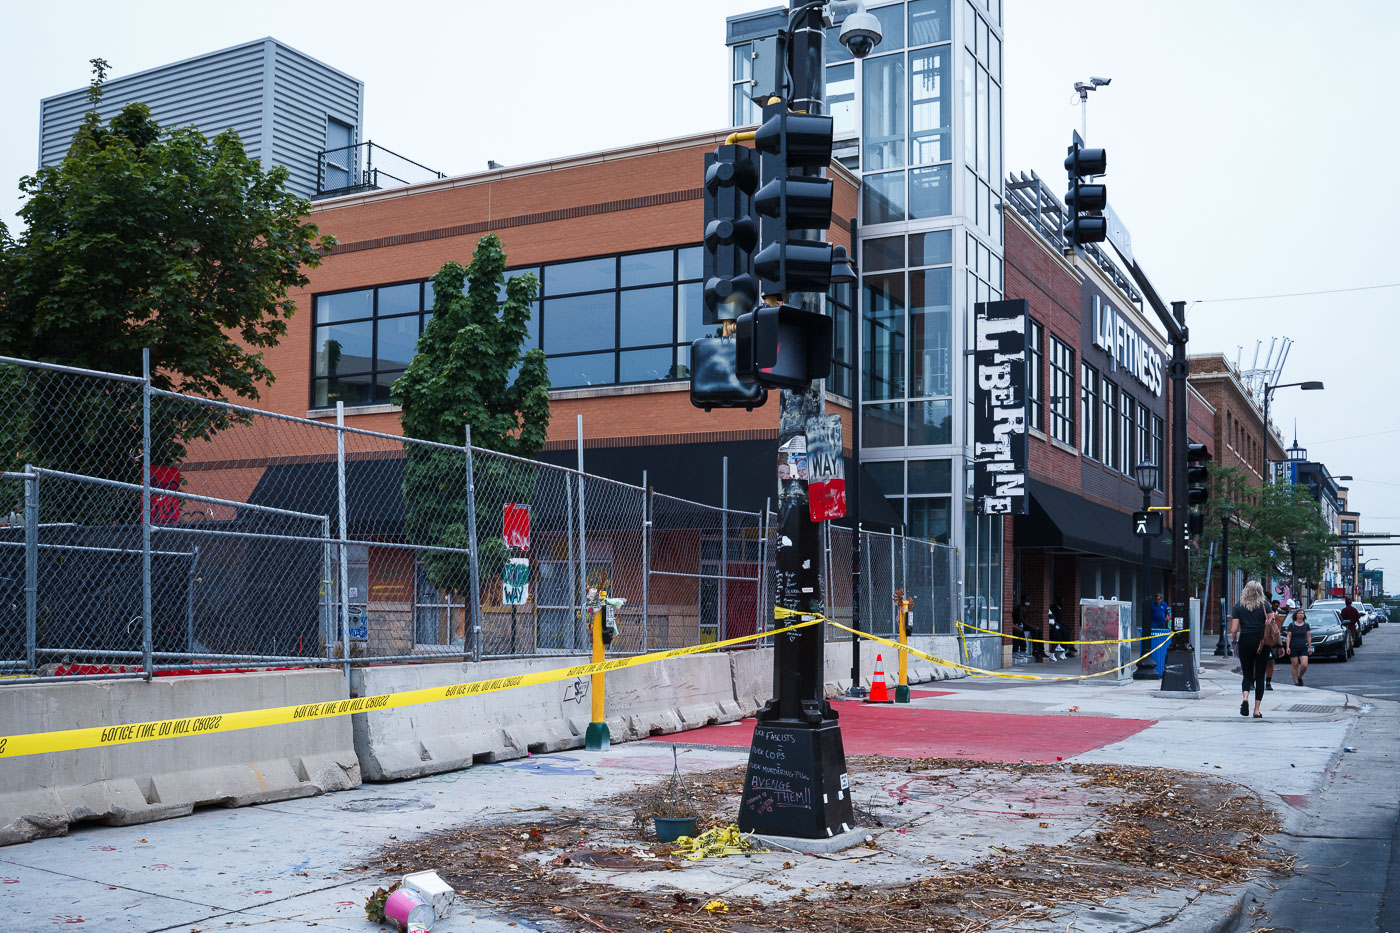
left=728, top=0, right=1004, bottom=627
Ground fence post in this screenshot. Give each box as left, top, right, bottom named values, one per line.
left=336, top=402, right=351, bottom=684
left=185, top=546, right=200, bottom=655
left=757, top=497, right=770, bottom=639
left=463, top=425, right=484, bottom=663
left=141, top=348, right=153, bottom=681
left=641, top=469, right=650, bottom=653
left=720, top=457, right=728, bottom=642
left=23, top=466, right=37, bottom=672
left=564, top=471, right=576, bottom=651
left=576, top=415, right=587, bottom=643
left=322, top=517, right=334, bottom=655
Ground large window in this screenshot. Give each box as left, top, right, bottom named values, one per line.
left=1049, top=336, right=1074, bottom=445
left=1152, top=415, right=1164, bottom=490
left=1102, top=382, right=1118, bottom=470
left=863, top=230, right=955, bottom=448
left=1136, top=401, right=1152, bottom=471
left=311, top=246, right=705, bottom=406
left=866, top=457, right=953, bottom=544
left=1080, top=363, right=1099, bottom=458
left=312, top=281, right=433, bottom=408
left=1119, top=390, right=1134, bottom=472
left=1027, top=319, right=1043, bottom=431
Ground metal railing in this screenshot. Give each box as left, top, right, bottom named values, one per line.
left=0, top=354, right=962, bottom=684
left=314, top=141, right=446, bottom=199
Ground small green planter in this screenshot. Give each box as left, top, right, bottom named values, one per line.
left=654, top=816, right=698, bottom=843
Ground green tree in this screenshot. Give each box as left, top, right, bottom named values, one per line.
left=1191, top=463, right=1335, bottom=598
left=391, top=234, right=550, bottom=626
left=0, top=59, right=333, bottom=493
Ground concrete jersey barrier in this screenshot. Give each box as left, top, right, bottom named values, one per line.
left=0, top=669, right=359, bottom=845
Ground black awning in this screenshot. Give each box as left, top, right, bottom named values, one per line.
left=1018, top=479, right=1172, bottom=568
left=540, top=441, right=905, bottom=532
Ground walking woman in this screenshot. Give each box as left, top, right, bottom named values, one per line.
left=1285, top=608, right=1313, bottom=686
left=1229, top=581, right=1274, bottom=718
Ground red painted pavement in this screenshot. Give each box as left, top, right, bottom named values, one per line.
left=648, top=700, right=1155, bottom=764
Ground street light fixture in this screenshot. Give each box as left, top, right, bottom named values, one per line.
left=1133, top=460, right=1160, bottom=680
left=1215, top=504, right=1239, bottom=655
left=1262, top=380, right=1324, bottom=480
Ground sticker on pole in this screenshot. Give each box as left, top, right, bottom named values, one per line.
left=503, top=504, right=531, bottom=550
left=502, top=558, right=530, bottom=606
left=777, top=436, right=808, bottom=482
left=805, top=414, right=845, bottom=522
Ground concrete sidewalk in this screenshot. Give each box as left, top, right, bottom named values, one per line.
left=1, top=653, right=1363, bottom=933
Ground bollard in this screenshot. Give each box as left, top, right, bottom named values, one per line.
left=895, top=591, right=912, bottom=703
left=584, top=589, right=610, bottom=751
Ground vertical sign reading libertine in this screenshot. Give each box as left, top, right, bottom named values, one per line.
left=973, top=299, right=1029, bottom=515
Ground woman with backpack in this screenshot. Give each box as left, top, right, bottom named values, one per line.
left=1229, top=581, right=1279, bottom=718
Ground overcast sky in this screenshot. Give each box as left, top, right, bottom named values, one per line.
left=3, top=0, right=1396, bottom=560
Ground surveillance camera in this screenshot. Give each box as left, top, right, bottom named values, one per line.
left=1090, top=76, right=1112, bottom=87
left=839, top=8, right=882, bottom=59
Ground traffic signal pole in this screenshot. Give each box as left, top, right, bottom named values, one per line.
left=734, top=0, right=857, bottom=842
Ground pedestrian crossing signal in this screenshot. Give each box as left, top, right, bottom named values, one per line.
left=1133, top=510, right=1163, bottom=536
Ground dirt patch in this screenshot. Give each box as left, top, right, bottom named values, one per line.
left=371, top=756, right=1287, bottom=933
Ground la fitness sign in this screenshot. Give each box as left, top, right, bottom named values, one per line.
left=1091, top=293, right=1164, bottom=397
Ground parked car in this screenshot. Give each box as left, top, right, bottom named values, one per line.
left=1373, top=605, right=1391, bottom=625
left=1361, top=603, right=1379, bottom=632
left=1310, top=600, right=1363, bottom=647
left=1304, top=608, right=1353, bottom=661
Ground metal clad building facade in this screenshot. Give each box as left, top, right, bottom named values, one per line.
left=38, top=38, right=363, bottom=200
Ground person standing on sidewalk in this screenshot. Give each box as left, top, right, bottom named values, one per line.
left=1229, top=581, right=1273, bottom=718
left=1284, top=608, right=1313, bottom=686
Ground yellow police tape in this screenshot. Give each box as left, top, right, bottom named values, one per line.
left=774, top=607, right=1173, bottom=683
left=955, top=619, right=1173, bottom=645
left=0, top=618, right=821, bottom=760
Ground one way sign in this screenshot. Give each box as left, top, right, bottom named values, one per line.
left=1133, top=510, right=1163, bottom=537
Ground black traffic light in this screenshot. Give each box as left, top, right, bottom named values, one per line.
left=734, top=304, right=833, bottom=390
left=1188, top=513, right=1206, bottom=538
left=1064, top=132, right=1107, bottom=247
left=752, top=108, right=836, bottom=297
left=689, top=336, right=768, bottom=411
left=1186, top=443, right=1212, bottom=507
left=702, top=144, right=760, bottom=325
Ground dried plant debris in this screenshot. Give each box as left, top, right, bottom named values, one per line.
left=371, top=756, right=1288, bottom=933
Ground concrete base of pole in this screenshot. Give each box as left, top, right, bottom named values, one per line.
left=1153, top=688, right=1207, bottom=699
left=895, top=685, right=911, bottom=703
left=584, top=722, right=610, bottom=752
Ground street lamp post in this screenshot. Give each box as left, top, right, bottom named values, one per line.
left=1214, top=506, right=1235, bottom=655
left=1261, top=381, right=1324, bottom=480
left=1133, top=460, right=1160, bottom=680
left=1288, top=540, right=1298, bottom=607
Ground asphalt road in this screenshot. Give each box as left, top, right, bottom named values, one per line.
left=1297, top=617, right=1400, bottom=701
left=1247, top=622, right=1400, bottom=932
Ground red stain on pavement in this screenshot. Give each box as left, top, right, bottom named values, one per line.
left=1280, top=794, right=1309, bottom=810
left=649, top=702, right=1154, bottom=764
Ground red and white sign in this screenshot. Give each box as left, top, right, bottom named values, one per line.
left=806, top=414, right=846, bottom=523
left=503, top=503, right=531, bottom=550
left=148, top=466, right=181, bottom=525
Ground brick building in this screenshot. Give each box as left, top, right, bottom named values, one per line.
left=1001, top=174, right=1177, bottom=656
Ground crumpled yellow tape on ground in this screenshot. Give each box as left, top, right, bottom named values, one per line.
left=0, top=619, right=820, bottom=760
left=774, top=607, right=1171, bottom=683
left=673, top=824, right=767, bottom=861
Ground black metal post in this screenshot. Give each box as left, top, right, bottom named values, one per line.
left=847, top=215, right=865, bottom=698
left=1289, top=543, right=1298, bottom=603
left=1169, top=300, right=1190, bottom=649
left=738, top=1, right=855, bottom=841
left=1214, top=515, right=1230, bottom=655
left=1133, top=486, right=1157, bottom=680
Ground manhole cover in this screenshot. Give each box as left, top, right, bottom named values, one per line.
left=338, top=797, right=436, bottom=813
left=1287, top=704, right=1342, bottom=714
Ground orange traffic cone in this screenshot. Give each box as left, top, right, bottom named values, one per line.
left=865, top=653, right=894, bottom=703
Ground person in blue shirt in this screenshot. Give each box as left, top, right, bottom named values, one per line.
left=1151, top=593, right=1171, bottom=628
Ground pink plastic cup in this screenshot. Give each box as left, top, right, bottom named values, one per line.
left=384, top=887, right=435, bottom=931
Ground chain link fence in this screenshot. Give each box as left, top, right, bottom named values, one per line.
left=0, top=354, right=962, bottom=683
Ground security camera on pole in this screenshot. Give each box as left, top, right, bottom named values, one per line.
left=688, top=0, right=878, bottom=847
